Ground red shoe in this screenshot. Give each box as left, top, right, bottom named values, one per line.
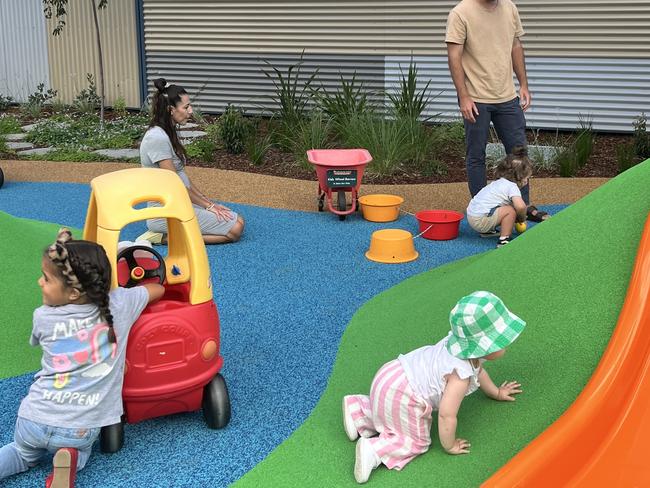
left=45, top=448, right=78, bottom=488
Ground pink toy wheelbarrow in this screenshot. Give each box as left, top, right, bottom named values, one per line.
left=307, top=148, right=373, bottom=221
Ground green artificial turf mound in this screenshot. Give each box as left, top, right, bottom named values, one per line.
left=236, top=160, right=650, bottom=487
left=0, top=212, right=80, bottom=378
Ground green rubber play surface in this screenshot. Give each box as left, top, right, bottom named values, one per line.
left=0, top=213, right=81, bottom=378
left=236, top=160, right=650, bottom=487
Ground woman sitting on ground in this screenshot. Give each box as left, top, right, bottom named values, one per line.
left=138, top=78, right=244, bottom=245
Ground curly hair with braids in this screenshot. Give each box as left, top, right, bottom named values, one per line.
left=494, top=145, right=533, bottom=188
left=45, top=230, right=115, bottom=343
left=149, top=77, right=188, bottom=163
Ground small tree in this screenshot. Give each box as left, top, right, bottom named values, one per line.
left=42, top=0, right=108, bottom=129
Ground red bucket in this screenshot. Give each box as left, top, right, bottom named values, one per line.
left=415, top=210, right=464, bottom=240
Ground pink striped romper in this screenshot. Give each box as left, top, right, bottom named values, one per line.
left=344, top=334, right=481, bottom=470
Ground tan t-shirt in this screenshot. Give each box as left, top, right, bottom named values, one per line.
left=446, top=0, right=525, bottom=103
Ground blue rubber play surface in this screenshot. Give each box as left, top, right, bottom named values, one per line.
left=0, top=181, right=563, bottom=487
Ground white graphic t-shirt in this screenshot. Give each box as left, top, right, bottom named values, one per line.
left=18, top=287, right=149, bottom=428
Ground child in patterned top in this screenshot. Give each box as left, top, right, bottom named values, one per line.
left=343, top=291, right=526, bottom=484
left=0, top=229, right=164, bottom=487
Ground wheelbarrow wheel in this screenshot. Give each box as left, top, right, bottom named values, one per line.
left=318, top=194, right=324, bottom=212
left=337, top=190, right=347, bottom=220
left=203, top=373, right=231, bottom=429
left=100, top=419, right=124, bottom=453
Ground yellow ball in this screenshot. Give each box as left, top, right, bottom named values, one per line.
left=515, top=222, right=527, bottom=233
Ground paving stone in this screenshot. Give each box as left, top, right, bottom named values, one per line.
left=4, top=133, right=27, bottom=141
left=20, top=123, right=40, bottom=132
left=178, top=130, right=207, bottom=138
left=19, top=147, right=55, bottom=156
left=7, top=142, right=34, bottom=150
left=182, top=122, right=199, bottom=129
left=93, top=148, right=140, bottom=159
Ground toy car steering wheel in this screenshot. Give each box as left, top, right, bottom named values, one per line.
left=117, top=245, right=166, bottom=288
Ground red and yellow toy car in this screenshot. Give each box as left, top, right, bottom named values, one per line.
left=83, top=168, right=230, bottom=452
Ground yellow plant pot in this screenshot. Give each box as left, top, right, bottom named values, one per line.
left=365, top=229, right=419, bottom=264
left=358, top=194, right=404, bottom=222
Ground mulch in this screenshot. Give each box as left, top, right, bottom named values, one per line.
left=184, top=130, right=632, bottom=185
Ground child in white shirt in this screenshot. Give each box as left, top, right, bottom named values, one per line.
left=466, top=146, right=532, bottom=247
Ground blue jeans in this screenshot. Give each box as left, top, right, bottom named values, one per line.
left=0, top=417, right=100, bottom=480
left=463, top=97, right=530, bottom=204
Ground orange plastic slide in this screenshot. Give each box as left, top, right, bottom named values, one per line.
left=482, top=212, right=650, bottom=487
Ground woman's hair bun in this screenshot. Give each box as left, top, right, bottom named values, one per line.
left=511, top=145, right=528, bottom=158
left=153, top=78, right=167, bottom=93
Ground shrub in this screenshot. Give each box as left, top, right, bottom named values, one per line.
left=74, top=74, right=101, bottom=114
left=554, top=146, right=579, bottom=177
left=26, top=113, right=147, bottom=149
left=573, top=114, right=595, bottom=168
left=283, top=110, right=333, bottom=169
left=633, top=113, right=650, bottom=159
left=218, top=105, right=252, bottom=154
left=246, top=133, right=274, bottom=166
left=263, top=52, right=318, bottom=144
left=28, top=84, right=58, bottom=106
left=204, top=121, right=220, bottom=142
left=312, top=72, right=374, bottom=134
left=191, top=104, right=207, bottom=125
left=23, top=83, right=58, bottom=118
left=112, top=96, right=127, bottom=116
left=185, top=138, right=216, bottom=163
left=0, top=115, right=22, bottom=135
left=546, top=115, right=595, bottom=177
left=340, top=113, right=409, bottom=176
left=386, top=61, right=434, bottom=121
left=404, top=125, right=448, bottom=177
left=0, top=94, right=14, bottom=111
left=616, top=143, right=639, bottom=173
left=51, top=99, right=70, bottom=114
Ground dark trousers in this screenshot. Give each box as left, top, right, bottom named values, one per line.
left=463, top=97, right=529, bottom=204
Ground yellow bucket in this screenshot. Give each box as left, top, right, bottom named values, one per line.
left=358, top=194, right=404, bottom=222
left=365, top=229, right=419, bottom=264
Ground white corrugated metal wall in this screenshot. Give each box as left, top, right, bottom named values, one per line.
left=142, top=0, right=650, bottom=132
left=387, top=56, right=650, bottom=132
left=1, top=1, right=648, bottom=131
left=0, top=0, right=51, bottom=102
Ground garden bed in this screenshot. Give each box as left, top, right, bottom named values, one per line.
left=0, top=107, right=639, bottom=186
left=183, top=127, right=631, bottom=185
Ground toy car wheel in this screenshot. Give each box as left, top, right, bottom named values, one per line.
left=100, top=420, right=124, bottom=453
left=202, top=373, right=231, bottom=429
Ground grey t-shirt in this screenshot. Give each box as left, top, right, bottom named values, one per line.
left=139, top=125, right=191, bottom=187
left=18, top=287, right=149, bottom=428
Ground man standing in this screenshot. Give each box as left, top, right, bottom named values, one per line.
left=446, top=0, right=548, bottom=221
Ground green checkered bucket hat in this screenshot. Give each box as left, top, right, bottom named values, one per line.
left=446, top=291, right=526, bottom=359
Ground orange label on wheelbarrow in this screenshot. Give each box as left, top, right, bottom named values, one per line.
left=326, top=169, right=357, bottom=188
